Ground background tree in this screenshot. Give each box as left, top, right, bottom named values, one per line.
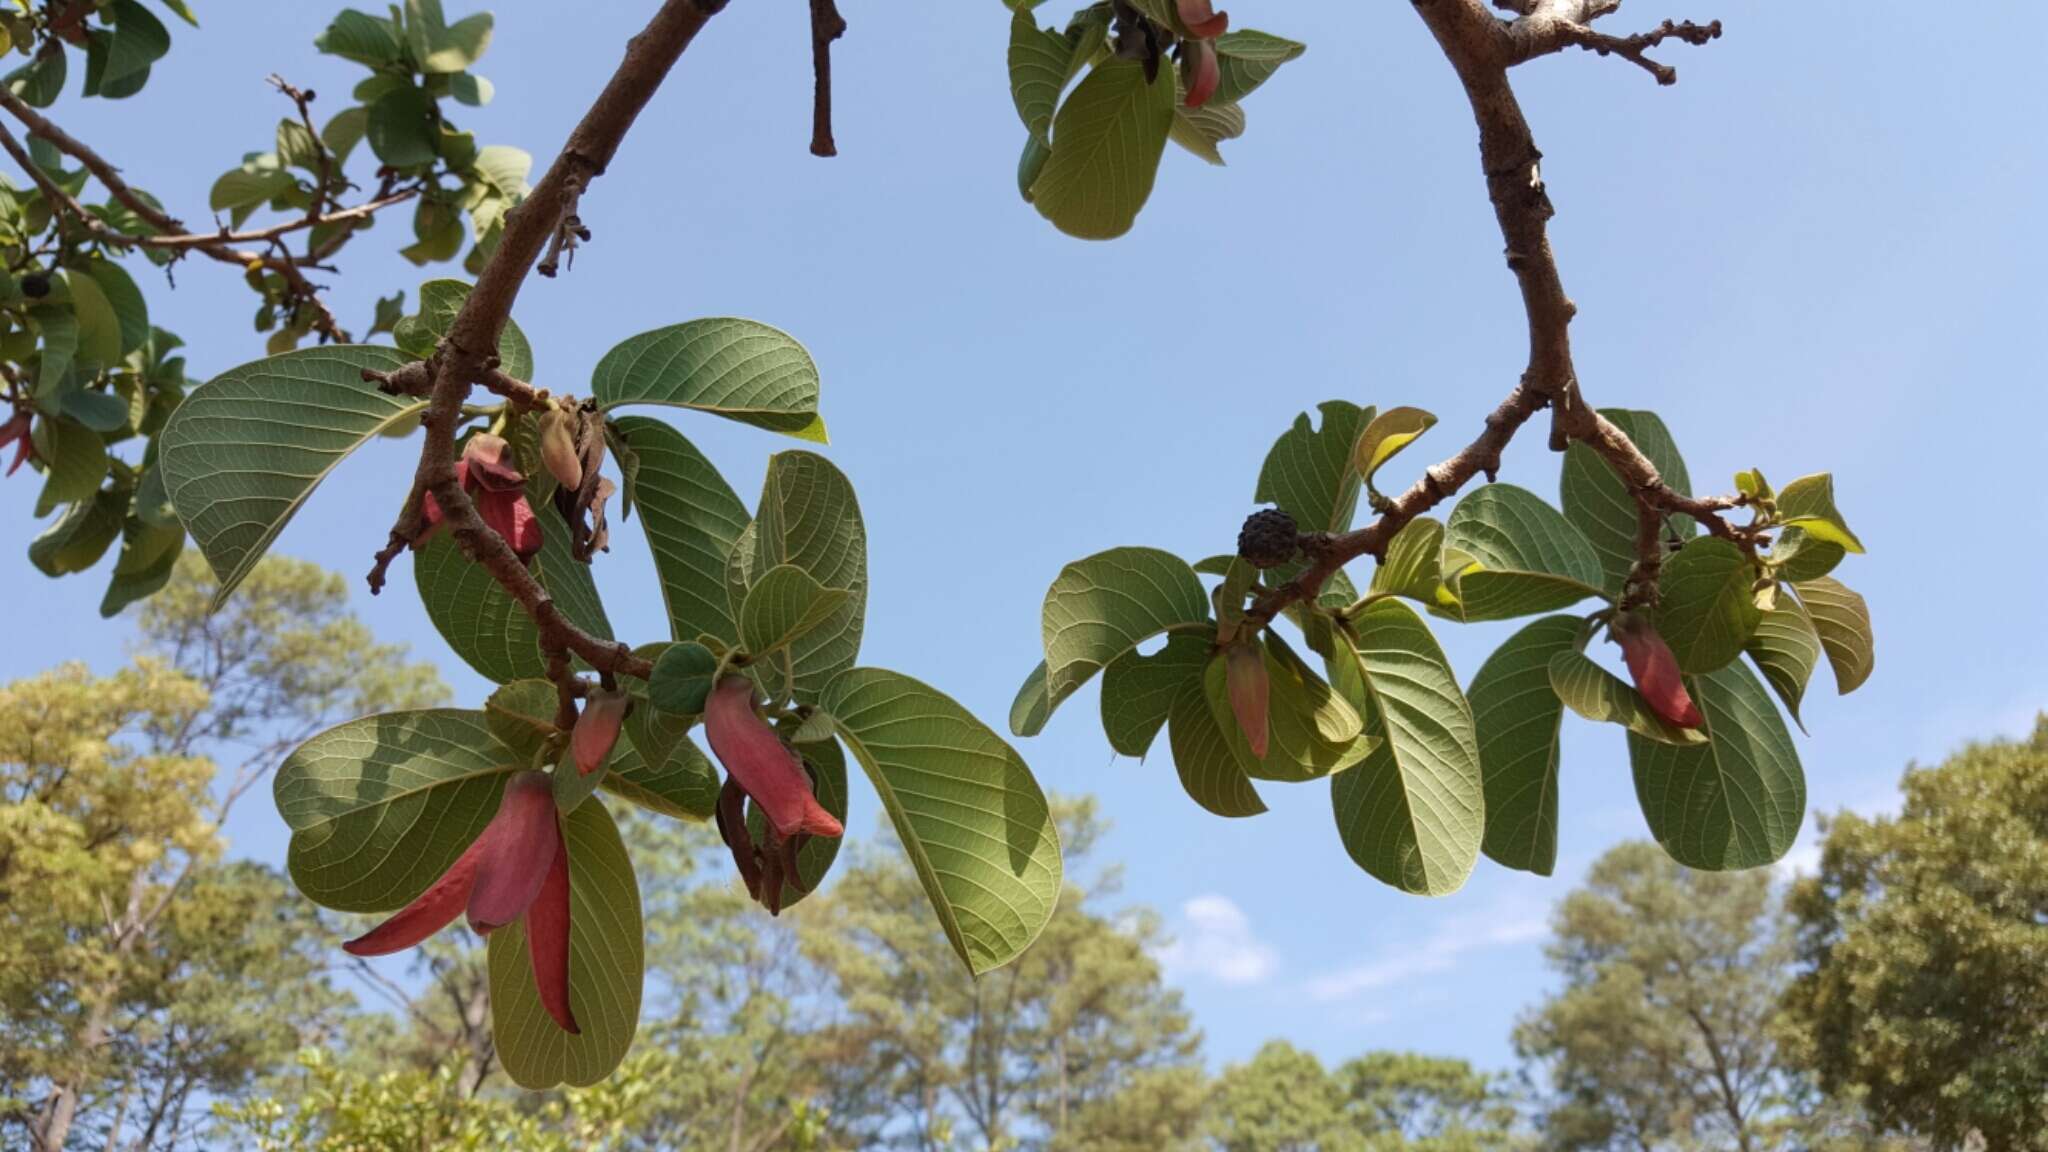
left=0, top=553, right=443, bottom=1151
left=1781, top=719, right=2048, bottom=1150
left=1514, top=841, right=1795, bottom=1152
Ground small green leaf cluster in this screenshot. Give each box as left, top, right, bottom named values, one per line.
left=157, top=281, right=1064, bottom=1087
left=1, top=3, right=530, bottom=615
left=1003, top=2, right=1304, bottom=239
left=1016, top=400, right=1875, bottom=893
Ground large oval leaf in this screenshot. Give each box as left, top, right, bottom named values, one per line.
left=488, top=797, right=643, bottom=1089
left=818, top=667, right=1062, bottom=976
left=414, top=498, right=614, bottom=684
left=1100, top=631, right=1209, bottom=758
left=1792, top=576, right=1873, bottom=695
left=612, top=415, right=749, bottom=647
left=1656, top=538, right=1761, bottom=674
left=1028, top=58, right=1176, bottom=240
left=1041, top=547, right=1210, bottom=719
left=591, top=319, right=824, bottom=442
left=391, top=279, right=533, bottom=381
left=1559, top=409, right=1696, bottom=597
left=1468, top=615, right=1579, bottom=877
left=1440, top=484, right=1605, bottom=623
left=1746, top=593, right=1822, bottom=729
left=274, top=708, right=513, bottom=911
left=726, top=451, right=866, bottom=704
left=1165, top=677, right=1267, bottom=818
left=1627, top=660, right=1804, bottom=870
left=1327, top=600, right=1483, bottom=895
left=160, top=345, right=419, bottom=609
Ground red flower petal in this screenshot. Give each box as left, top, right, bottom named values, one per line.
left=342, top=834, right=487, bottom=956
left=466, top=772, right=560, bottom=934
left=1185, top=39, right=1221, bottom=108
left=4, top=414, right=36, bottom=478
left=1177, top=0, right=1228, bottom=39
left=1616, top=615, right=1705, bottom=729
left=573, top=689, right=630, bottom=776
left=1225, top=642, right=1269, bottom=759
left=476, top=489, right=544, bottom=561
left=704, top=677, right=844, bottom=840
left=525, top=830, right=579, bottom=1034
left=462, top=432, right=526, bottom=492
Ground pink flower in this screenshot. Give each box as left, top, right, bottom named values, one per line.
left=1184, top=39, right=1220, bottom=108
left=1613, top=613, right=1705, bottom=729
left=1177, top=0, right=1229, bottom=40
left=343, top=771, right=579, bottom=1034
left=704, top=676, right=843, bottom=840
left=1, top=412, right=33, bottom=477
left=416, top=433, right=544, bottom=561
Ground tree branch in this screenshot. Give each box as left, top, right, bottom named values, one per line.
left=388, top=0, right=733, bottom=694
left=1247, top=0, right=1725, bottom=627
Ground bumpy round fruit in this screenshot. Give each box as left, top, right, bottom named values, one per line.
left=20, top=273, right=50, bottom=299
left=1237, top=507, right=1300, bottom=569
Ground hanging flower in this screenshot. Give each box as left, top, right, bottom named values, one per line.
left=1, top=412, right=33, bottom=477
left=705, top=676, right=843, bottom=915
left=415, top=432, right=544, bottom=560
left=342, top=771, right=579, bottom=1034
left=572, top=687, right=631, bottom=776
left=1225, top=641, right=1269, bottom=758
left=1177, top=0, right=1229, bottom=40
left=1183, top=39, right=1220, bottom=108
left=1612, top=613, right=1704, bottom=729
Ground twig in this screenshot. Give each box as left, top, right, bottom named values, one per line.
left=1246, top=0, right=1726, bottom=628
left=1556, top=18, right=1722, bottom=85
left=809, top=0, right=848, bottom=157
left=383, top=0, right=731, bottom=697
left=535, top=173, right=589, bottom=278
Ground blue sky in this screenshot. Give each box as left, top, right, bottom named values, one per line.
left=4, top=1, right=2044, bottom=1074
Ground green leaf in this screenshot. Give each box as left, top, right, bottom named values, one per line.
left=1547, top=649, right=1708, bottom=746
left=1201, top=636, right=1373, bottom=783
left=740, top=564, right=849, bottom=660
left=1009, top=660, right=1053, bottom=738
left=81, top=259, right=148, bottom=353
left=1040, top=546, right=1210, bottom=719
left=34, top=416, right=109, bottom=517
left=209, top=159, right=293, bottom=217
left=100, top=1, right=171, bottom=90
left=414, top=507, right=613, bottom=684
left=421, top=11, right=493, bottom=72
left=819, top=667, right=1062, bottom=976
left=1467, top=616, right=1578, bottom=876
left=1628, top=660, right=1804, bottom=870
left=470, top=144, right=531, bottom=200
left=1327, top=600, right=1483, bottom=895
left=1166, top=677, right=1267, bottom=817
left=276, top=118, right=321, bottom=173
left=98, top=518, right=183, bottom=616
left=30, top=303, right=79, bottom=396
left=1775, top=472, right=1864, bottom=553
left=449, top=72, right=493, bottom=106
left=551, top=746, right=606, bottom=815
left=322, top=106, right=371, bottom=166
left=1210, top=30, right=1306, bottom=106
left=1167, top=99, right=1245, bottom=166
left=391, top=279, right=533, bottom=380
left=591, top=319, right=825, bottom=442
left=29, top=487, right=123, bottom=576
left=1438, top=484, right=1606, bottom=623
left=488, top=797, right=642, bottom=1089
left=1770, top=526, right=1843, bottom=583
left=1656, top=538, right=1761, bottom=674
left=1353, top=405, right=1435, bottom=491
left=609, top=645, right=720, bottom=821
left=1008, top=6, right=1071, bottom=142
left=612, top=416, right=750, bottom=647
left=1560, top=409, right=1696, bottom=597
left=1258, top=400, right=1373, bottom=536
left=58, top=388, right=129, bottom=433
left=483, top=679, right=559, bottom=766
left=725, top=452, right=866, bottom=704
left=160, top=346, right=420, bottom=609
left=1791, top=576, right=1873, bottom=695
left=316, top=9, right=404, bottom=66
left=1029, top=58, right=1175, bottom=240
left=1369, top=516, right=1451, bottom=608
left=1100, top=631, right=1209, bottom=757
left=367, top=86, right=439, bottom=169
left=64, top=269, right=123, bottom=366
left=6, top=49, right=68, bottom=109
left=1746, top=594, right=1821, bottom=729
left=276, top=708, right=514, bottom=911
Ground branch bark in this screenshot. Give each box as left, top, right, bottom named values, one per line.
left=394, top=0, right=732, bottom=693
left=1246, top=0, right=1726, bottom=627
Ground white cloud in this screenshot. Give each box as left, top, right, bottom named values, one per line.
left=1305, top=906, right=1546, bottom=1003
left=1155, top=894, right=1280, bottom=987
left=1772, top=840, right=1824, bottom=882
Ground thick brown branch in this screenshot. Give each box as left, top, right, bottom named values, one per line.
left=391, top=0, right=726, bottom=695
left=1249, top=0, right=1725, bottom=626
left=809, top=0, right=848, bottom=157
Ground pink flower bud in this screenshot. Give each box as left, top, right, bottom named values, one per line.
left=1226, top=643, right=1269, bottom=759
left=1614, top=614, right=1705, bottom=729
left=573, top=688, right=631, bottom=776
left=525, top=834, right=578, bottom=1034
left=704, top=676, right=844, bottom=840
left=537, top=407, right=584, bottom=492
left=1177, top=0, right=1229, bottom=39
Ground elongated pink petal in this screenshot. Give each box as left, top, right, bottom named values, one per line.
left=1185, top=39, right=1220, bottom=108
left=466, top=772, right=559, bottom=934
left=462, top=432, right=525, bottom=492
left=1615, top=615, right=1705, bottom=729
left=342, top=834, right=487, bottom=956
left=1226, top=643, right=1269, bottom=759
left=476, top=489, right=544, bottom=561
left=704, top=677, right=844, bottom=840
left=525, top=832, right=579, bottom=1034
left=1177, top=0, right=1228, bottom=38
left=573, top=689, right=631, bottom=776
left=714, top=776, right=765, bottom=899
